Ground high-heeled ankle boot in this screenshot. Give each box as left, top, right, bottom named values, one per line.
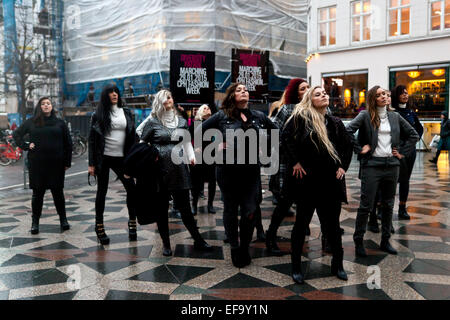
left=231, top=247, right=245, bottom=268
left=331, top=252, right=348, bottom=281
left=207, top=201, right=216, bottom=214
left=354, top=239, right=367, bottom=257
left=292, top=257, right=304, bottom=284
left=95, top=224, right=110, bottom=245
left=31, top=215, right=40, bottom=235
left=265, top=228, right=283, bottom=256
left=60, top=216, right=70, bottom=231
left=240, top=246, right=252, bottom=267
left=194, top=239, right=213, bottom=251
left=128, top=219, right=137, bottom=241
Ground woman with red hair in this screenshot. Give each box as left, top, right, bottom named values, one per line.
left=266, top=78, right=310, bottom=255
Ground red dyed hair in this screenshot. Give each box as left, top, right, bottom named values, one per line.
left=284, top=78, right=307, bottom=105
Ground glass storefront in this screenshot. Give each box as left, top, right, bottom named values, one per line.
left=390, top=65, right=449, bottom=119
left=322, top=70, right=368, bottom=118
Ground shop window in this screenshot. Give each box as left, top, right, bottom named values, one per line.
left=391, top=66, right=448, bottom=118
left=431, top=0, right=450, bottom=31
left=389, top=0, right=410, bottom=37
left=351, top=0, right=371, bottom=42
left=319, top=6, right=337, bottom=47
left=322, top=71, right=368, bottom=118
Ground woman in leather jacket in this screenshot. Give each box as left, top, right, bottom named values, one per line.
left=198, top=83, right=277, bottom=268
left=88, top=84, right=138, bottom=245
left=141, top=90, right=212, bottom=257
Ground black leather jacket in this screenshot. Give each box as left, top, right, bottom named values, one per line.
left=88, top=107, right=137, bottom=173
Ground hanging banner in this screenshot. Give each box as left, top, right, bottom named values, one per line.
left=231, top=48, right=269, bottom=100
left=170, top=50, right=215, bottom=108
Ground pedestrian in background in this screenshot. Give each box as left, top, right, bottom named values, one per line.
left=391, top=85, right=423, bottom=220
left=13, top=97, right=72, bottom=234
left=429, top=111, right=450, bottom=164
left=88, top=84, right=138, bottom=245
left=346, top=86, right=419, bottom=257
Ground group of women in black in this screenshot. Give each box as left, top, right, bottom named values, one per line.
left=14, top=80, right=423, bottom=285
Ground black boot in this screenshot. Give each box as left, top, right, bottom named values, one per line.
left=321, top=235, right=332, bottom=253
left=331, top=253, right=348, bottom=281
left=162, top=238, right=172, bottom=256
left=31, top=215, right=40, bottom=235
left=207, top=201, right=216, bottom=214
left=398, top=205, right=410, bottom=220
left=380, top=239, right=397, bottom=254
left=60, top=216, right=70, bottom=231
left=367, top=213, right=380, bottom=233
left=95, top=224, right=110, bottom=245
left=128, top=219, right=137, bottom=241
left=292, top=257, right=304, bottom=284
left=265, top=228, right=283, bottom=256
left=194, top=239, right=214, bottom=251
left=240, top=246, right=252, bottom=267
left=231, top=247, right=246, bottom=268
left=354, top=239, right=367, bottom=257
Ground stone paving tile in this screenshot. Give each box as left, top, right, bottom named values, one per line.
left=0, top=155, right=448, bottom=299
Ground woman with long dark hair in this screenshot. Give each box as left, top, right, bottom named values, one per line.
left=13, top=97, right=72, bottom=234
left=266, top=78, right=310, bottom=255
left=391, top=85, right=423, bottom=220
left=346, top=86, right=419, bottom=257
left=198, top=83, right=277, bottom=268
left=88, top=84, right=138, bottom=245
left=141, top=90, right=212, bottom=256
left=282, top=86, right=353, bottom=283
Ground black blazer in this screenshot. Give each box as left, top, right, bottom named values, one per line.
left=346, top=110, right=419, bottom=162
left=88, top=107, right=137, bottom=173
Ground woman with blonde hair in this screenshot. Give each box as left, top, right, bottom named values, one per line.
left=140, top=90, right=212, bottom=256
left=282, top=86, right=353, bottom=283
left=189, top=104, right=217, bottom=215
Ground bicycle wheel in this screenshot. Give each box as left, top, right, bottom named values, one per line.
left=0, top=152, right=12, bottom=166
left=72, top=141, right=84, bottom=158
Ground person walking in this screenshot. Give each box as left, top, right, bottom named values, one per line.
left=88, top=84, right=138, bottom=245
left=13, top=97, right=72, bottom=234
left=346, top=86, right=419, bottom=257
left=198, top=83, right=277, bottom=268
left=140, top=90, right=212, bottom=256
left=429, top=111, right=450, bottom=164
left=391, top=85, right=423, bottom=220
left=281, top=86, right=353, bottom=284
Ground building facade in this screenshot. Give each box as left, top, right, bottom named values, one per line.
left=307, top=0, right=450, bottom=145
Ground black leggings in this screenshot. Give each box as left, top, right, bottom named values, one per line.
left=32, top=188, right=66, bottom=218
left=398, top=150, right=416, bottom=203
left=95, top=156, right=137, bottom=224
left=191, top=165, right=216, bottom=205
left=156, top=189, right=203, bottom=248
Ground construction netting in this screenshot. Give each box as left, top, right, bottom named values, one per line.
left=63, top=0, right=308, bottom=85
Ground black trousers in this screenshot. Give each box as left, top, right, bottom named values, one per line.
left=32, top=188, right=66, bottom=219
left=156, top=189, right=202, bottom=248
left=95, top=155, right=137, bottom=224
left=398, top=150, right=416, bottom=203
left=217, top=165, right=260, bottom=249
left=292, top=185, right=343, bottom=264
left=191, top=164, right=216, bottom=206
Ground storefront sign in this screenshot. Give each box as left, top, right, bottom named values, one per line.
left=231, top=49, right=269, bottom=100
left=170, top=50, right=215, bottom=106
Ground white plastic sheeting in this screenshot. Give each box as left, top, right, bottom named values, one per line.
left=63, top=0, right=308, bottom=85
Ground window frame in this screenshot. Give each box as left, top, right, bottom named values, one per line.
left=351, top=0, right=372, bottom=43
left=318, top=5, right=337, bottom=48
left=387, top=0, right=411, bottom=39
left=429, top=0, right=450, bottom=33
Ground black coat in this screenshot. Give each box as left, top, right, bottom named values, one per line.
left=88, top=107, right=137, bottom=173
left=282, top=114, right=353, bottom=203
left=13, top=115, right=72, bottom=190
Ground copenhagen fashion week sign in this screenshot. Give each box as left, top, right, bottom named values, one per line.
left=169, top=122, right=280, bottom=175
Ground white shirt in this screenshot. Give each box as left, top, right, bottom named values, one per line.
left=104, top=105, right=127, bottom=157
left=373, top=106, right=392, bottom=158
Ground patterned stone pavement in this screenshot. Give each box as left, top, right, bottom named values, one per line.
left=0, top=152, right=448, bottom=300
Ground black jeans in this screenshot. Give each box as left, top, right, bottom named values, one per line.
left=156, top=189, right=203, bottom=248
left=398, top=150, right=416, bottom=203
left=32, top=188, right=66, bottom=219
left=95, top=156, right=137, bottom=224
left=292, top=188, right=343, bottom=264
left=354, top=163, right=399, bottom=242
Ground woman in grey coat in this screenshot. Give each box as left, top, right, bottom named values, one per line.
left=346, top=86, right=419, bottom=257
left=140, top=90, right=212, bottom=257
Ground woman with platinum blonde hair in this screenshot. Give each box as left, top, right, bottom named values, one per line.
left=140, top=89, right=213, bottom=256
left=282, top=86, right=353, bottom=284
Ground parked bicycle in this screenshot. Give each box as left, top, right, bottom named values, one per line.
left=0, top=129, right=23, bottom=166
left=67, top=123, right=87, bottom=158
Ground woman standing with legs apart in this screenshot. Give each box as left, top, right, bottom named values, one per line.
left=141, top=90, right=212, bottom=257
left=198, top=83, right=277, bottom=268
left=88, top=84, right=138, bottom=245
left=346, top=86, right=419, bottom=258
left=391, top=85, right=423, bottom=220
left=13, top=97, right=72, bottom=234
left=282, top=87, right=353, bottom=284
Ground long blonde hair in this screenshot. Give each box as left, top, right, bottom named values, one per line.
left=287, top=86, right=341, bottom=164
left=269, top=91, right=286, bottom=117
